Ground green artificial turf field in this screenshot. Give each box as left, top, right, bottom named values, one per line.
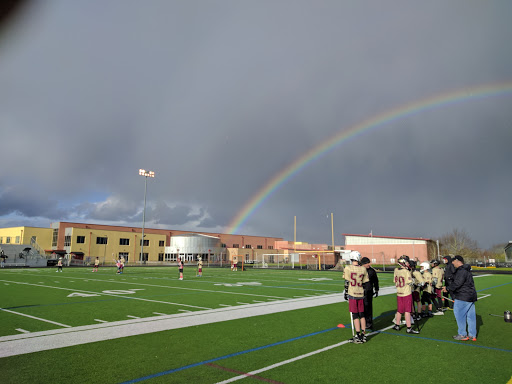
left=0, top=266, right=511, bottom=383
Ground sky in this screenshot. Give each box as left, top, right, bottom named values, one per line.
left=1, top=1, right=511, bottom=250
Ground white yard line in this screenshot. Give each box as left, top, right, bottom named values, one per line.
left=1, top=308, right=71, bottom=328
left=15, top=329, right=30, bottom=334
left=0, top=279, right=211, bottom=310
left=0, top=292, right=359, bottom=358
left=152, top=312, right=167, bottom=316
left=126, top=315, right=140, bottom=319
left=0, top=284, right=400, bottom=359
left=94, top=319, right=108, bottom=323
left=215, top=324, right=396, bottom=384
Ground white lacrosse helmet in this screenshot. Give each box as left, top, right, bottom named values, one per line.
left=349, top=251, right=361, bottom=262
left=197, top=256, right=202, bottom=261
left=420, top=262, right=430, bottom=272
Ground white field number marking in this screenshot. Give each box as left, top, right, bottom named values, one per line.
left=298, top=278, right=333, bottom=281
left=214, top=282, right=262, bottom=287
left=67, top=289, right=144, bottom=297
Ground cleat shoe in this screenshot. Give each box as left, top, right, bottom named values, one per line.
left=432, top=311, right=445, bottom=316
left=406, top=327, right=419, bottom=334
left=469, top=336, right=477, bottom=341
left=393, top=325, right=400, bottom=331
left=361, top=334, right=367, bottom=343
left=453, top=335, right=469, bottom=341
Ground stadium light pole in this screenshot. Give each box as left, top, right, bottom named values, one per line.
left=139, top=169, right=155, bottom=265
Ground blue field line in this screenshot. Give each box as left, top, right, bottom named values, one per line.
left=476, top=281, right=512, bottom=292
left=378, top=331, right=512, bottom=353
left=119, top=326, right=342, bottom=384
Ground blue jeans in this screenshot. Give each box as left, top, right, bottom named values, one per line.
left=453, top=299, right=477, bottom=337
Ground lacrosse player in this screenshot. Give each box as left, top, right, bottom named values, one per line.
left=431, top=259, right=445, bottom=314
left=178, top=257, right=184, bottom=280
left=419, top=262, right=434, bottom=317
left=409, top=260, right=424, bottom=321
left=197, top=256, right=203, bottom=277
left=393, top=255, right=419, bottom=334
left=343, top=251, right=369, bottom=343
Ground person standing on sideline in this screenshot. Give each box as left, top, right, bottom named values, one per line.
left=393, top=256, right=419, bottom=334
left=360, top=257, right=379, bottom=332
left=443, top=255, right=478, bottom=341
left=343, top=251, right=369, bottom=344
left=197, top=256, right=203, bottom=277
left=431, top=259, right=445, bottom=314
left=92, top=257, right=99, bottom=272
left=57, top=257, right=63, bottom=272
left=442, top=255, right=455, bottom=309
left=178, top=257, right=184, bottom=280
left=410, top=260, right=424, bottom=321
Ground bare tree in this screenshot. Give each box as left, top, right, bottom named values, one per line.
left=438, top=228, right=479, bottom=259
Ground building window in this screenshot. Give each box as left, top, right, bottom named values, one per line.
left=257, top=245, right=263, bottom=249
left=159, top=240, right=165, bottom=247
left=15, top=236, right=20, bottom=244
left=268, top=246, right=274, bottom=250
left=96, top=237, right=108, bottom=245
left=76, top=236, right=85, bottom=244
left=119, top=252, right=129, bottom=262
left=245, top=254, right=250, bottom=262
left=221, top=243, right=226, bottom=248
left=64, top=236, right=71, bottom=247
left=0, top=237, right=3, bottom=243
left=52, top=229, right=58, bottom=247
left=158, top=253, right=164, bottom=261
left=245, top=244, right=252, bottom=249
left=119, top=238, right=130, bottom=246
left=269, top=255, right=275, bottom=263
left=140, top=239, right=149, bottom=246
left=233, top=244, right=239, bottom=248
left=6, top=237, right=11, bottom=244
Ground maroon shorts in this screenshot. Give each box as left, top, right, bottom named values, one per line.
left=397, top=294, right=413, bottom=314
left=198, top=268, right=202, bottom=273
left=434, top=288, right=442, bottom=298
left=412, top=291, right=420, bottom=302
left=349, top=298, right=364, bottom=313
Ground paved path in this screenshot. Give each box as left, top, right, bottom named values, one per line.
left=0, top=286, right=397, bottom=358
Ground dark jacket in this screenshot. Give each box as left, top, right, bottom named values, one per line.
left=443, top=256, right=456, bottom=287
left=363, top=266, right=379, bottom=294
left=448, top=264, right=477, bottom=302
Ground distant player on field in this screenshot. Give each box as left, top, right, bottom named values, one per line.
left=92, top=257, right=99, bottom=272
left=393, top=255, right=419, bottom=334
left=57, top=257, right=63, bottom=272
left=343, top=251, right=369, bottom=344
left=178, top=257, right=184, bottom=280
left=197, top=256, right=203, bottom=277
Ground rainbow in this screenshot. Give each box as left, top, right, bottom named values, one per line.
left=227, top=82, right=512, bottom=234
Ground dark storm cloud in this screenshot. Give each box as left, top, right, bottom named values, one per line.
left=0, top=186, right=67, bottom=219
left=1, top=1, right=511, bottom=248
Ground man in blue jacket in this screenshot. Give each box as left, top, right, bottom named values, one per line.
left=443, top=255, right=477, bottom=341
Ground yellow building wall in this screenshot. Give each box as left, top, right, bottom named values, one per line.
left=0, top=227, right=52, bottom=248
left=67, top=228, right=167, bottom=263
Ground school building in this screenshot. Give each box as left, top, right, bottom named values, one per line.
left=342, top=233, right=437, bottom=266
left=0, top=222, right=287, bottom=266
